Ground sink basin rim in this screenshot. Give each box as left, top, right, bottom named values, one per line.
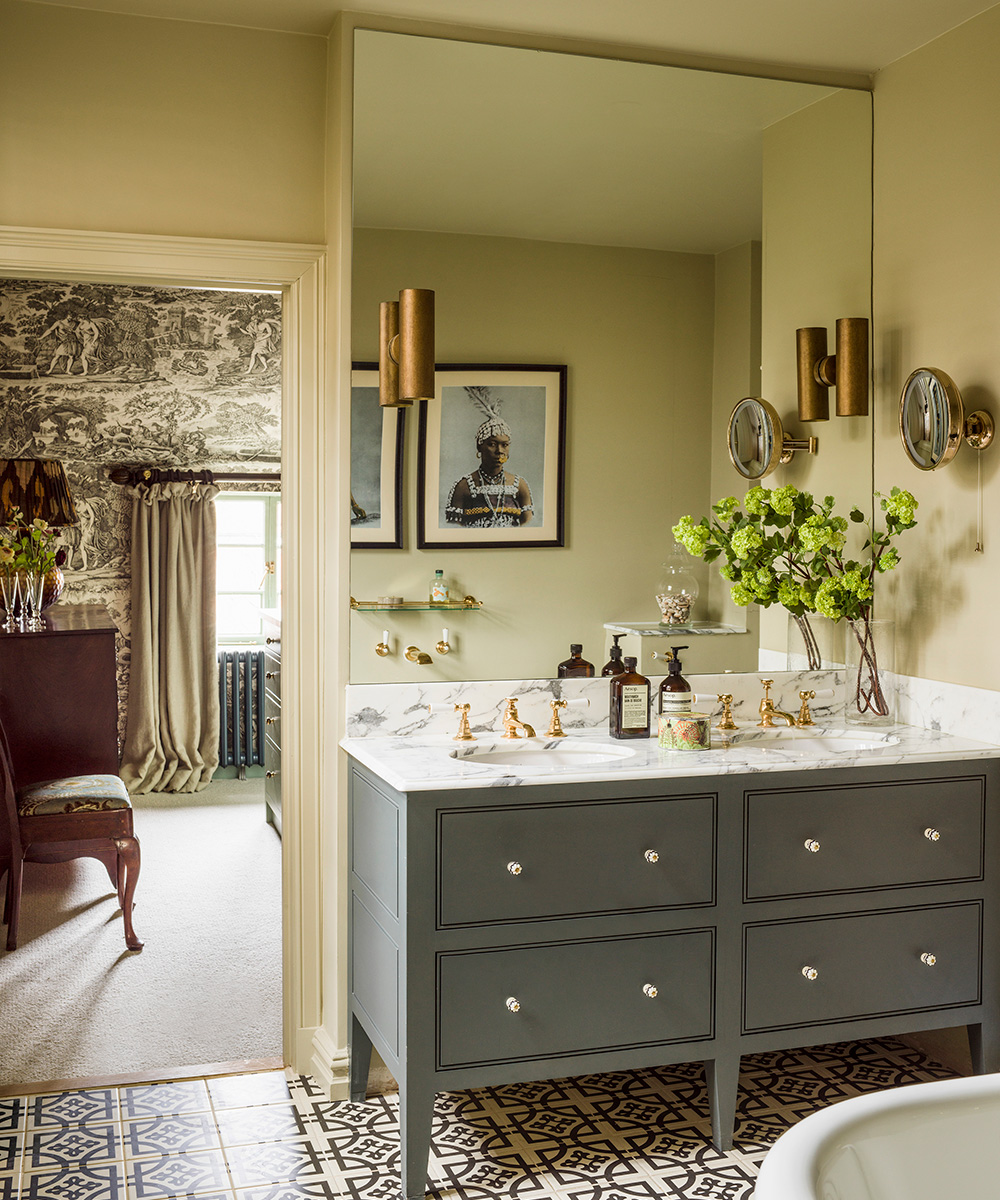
left=451, top=740, right=638, bottom=772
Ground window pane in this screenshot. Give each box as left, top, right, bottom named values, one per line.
left=217, top=594, right=263, bottom=639
left=217, top=546, right=266, bottom=591
left=217, top=498, right=265, bottom=542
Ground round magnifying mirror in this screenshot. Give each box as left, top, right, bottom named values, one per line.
left=899, top=367, right=963, bottom=470
left=728, top=397, right=783, bottom=479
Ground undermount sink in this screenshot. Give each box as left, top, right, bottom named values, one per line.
left=451, top=740, right=637, bottom=772
left=721, top=728, right=901, bottom=754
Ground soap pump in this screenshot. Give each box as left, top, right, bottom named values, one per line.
left=601, top=633, right=626, bottom=676
left=658, top=645, right=692, bottom=715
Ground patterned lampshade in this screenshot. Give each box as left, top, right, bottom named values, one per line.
left=0, top=458, right=78, bottom=526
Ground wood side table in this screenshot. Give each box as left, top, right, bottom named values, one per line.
left=0, top=603, right=119, bottom=787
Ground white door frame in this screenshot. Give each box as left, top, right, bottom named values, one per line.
left=0, top=225, right=331, bottom=1075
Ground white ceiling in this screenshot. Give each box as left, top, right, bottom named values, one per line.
left=21, top=0, right=998, bottom=73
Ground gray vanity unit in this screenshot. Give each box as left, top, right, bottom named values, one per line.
left=345, top=741, right=1000, bottom=1200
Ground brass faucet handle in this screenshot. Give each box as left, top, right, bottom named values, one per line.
left=715, top=693, right=738, bottom=731
left=759, top=678, right=774, bottom=705
left=453, top=702, right=476, bottom=741
left=796, top=690, right=817, bottom=728
left=546, top=699, right=568, bottom=738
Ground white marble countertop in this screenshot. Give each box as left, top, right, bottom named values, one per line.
left=340, top=722, right=1000, bottom=793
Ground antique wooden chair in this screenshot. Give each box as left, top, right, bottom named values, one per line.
left=0, top=718, right=142, bottom=952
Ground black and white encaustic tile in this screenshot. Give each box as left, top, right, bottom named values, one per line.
left=0, top=1037, right=958, bottom=1200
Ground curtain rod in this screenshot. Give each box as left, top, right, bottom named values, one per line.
left=107, top=467, right=281, bottom=485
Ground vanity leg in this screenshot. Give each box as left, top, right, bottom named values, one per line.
left=705, top=1057, right=740, bottom=1151
left=348, top=1013, right=373, bottom=1103
left=967, top=1023, right=1000, bottom=1074
left=400, top=1086, right=435, bottom=1200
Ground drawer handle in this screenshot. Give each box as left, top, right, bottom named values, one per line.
left=642, top=984, right=658, bottom=999
left=266, top=717, right=277, bottom=726
left=803, top=839, right=821, bottom=853
left=921, top=952, right=938, bottom=967
left=507, top=861, right=522, bottom=876
left=644, top=850, right=659, bottom=864
left=266, top=636, right=280, bottom=645
left=266, top=671, right=278, bottom=680
left=265, top=771, right=277, bottom=779
left=802, top=966, right=819, bottom=981
left=924, top=827, right=941, bottom=842
left=506, top=997, right=520, bottom=1013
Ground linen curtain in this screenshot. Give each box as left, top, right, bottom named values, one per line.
left=121, top=480, right=221, bottom=793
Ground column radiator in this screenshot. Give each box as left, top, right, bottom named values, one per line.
left=217, top=649, right=266, bottom=772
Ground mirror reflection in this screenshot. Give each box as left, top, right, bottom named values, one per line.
left=899, top=367, right=962, bottom=470
left=728, top=398, right=779, bottom=479
left=350, top=29, right=872, bottom=683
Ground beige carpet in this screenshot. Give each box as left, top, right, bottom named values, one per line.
left=0, top=778, right=282, bottom=1088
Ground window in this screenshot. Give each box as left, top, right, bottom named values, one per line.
left=215, top=493, right=281, bottom=645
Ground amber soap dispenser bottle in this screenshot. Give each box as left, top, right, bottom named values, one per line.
left=609, top=656, right=651, bottom=739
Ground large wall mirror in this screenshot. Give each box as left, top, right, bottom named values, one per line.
left=349, top=28, right=873, bottom=684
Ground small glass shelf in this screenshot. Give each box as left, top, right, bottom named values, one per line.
left=604, top=620, right=747, bottom=637
left=351, top=595, right=483, bottom=612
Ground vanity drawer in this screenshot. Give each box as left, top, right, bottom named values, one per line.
left=745, top=776, right=984, bottom=899
left=743, top=902, right=981, bottom=1033
left=438, top=928, right=714, bottom=1067
left=438, top=794, right=715, bottom=926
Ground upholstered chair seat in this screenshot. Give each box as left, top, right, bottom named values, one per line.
left=17, top=775, right=131, bottom=817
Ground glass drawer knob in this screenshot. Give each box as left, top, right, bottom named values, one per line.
left=506, top=997, right=520, bottom=1012
left=644, top=850, right=659, bottom=863
left=921, top=952, right=937, bottom=966
left=507, top=861, right=522, bottom=876
left=802, top=966, right=819, bottom=981
left=804, top=839, right=821, bottom=853
left=924, top=828, right=941, bottom=842
left=642, top=984, right=658, bottom=998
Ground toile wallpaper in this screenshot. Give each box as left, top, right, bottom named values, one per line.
left=0, top=279, right=281, bottom=742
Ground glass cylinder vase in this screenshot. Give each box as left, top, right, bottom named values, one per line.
left=845, top=618, right=895, bottom=726
left=786, top=612, right=845, bottom=672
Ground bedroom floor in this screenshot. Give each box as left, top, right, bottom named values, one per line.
left=0, top=1037, right=957, bottom=1200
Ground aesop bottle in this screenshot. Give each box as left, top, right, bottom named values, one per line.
left=609, top=656, right=650, bottom=739
left=557, top=644, right=595, bottom=678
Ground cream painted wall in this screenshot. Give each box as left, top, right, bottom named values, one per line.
left=350, top=227, right=717, bottom=681
left=0, top=0, right=326, bottom=243
left=873, top=5, right=1000, bottom=689
left=757, top=87, right=874, bottom=656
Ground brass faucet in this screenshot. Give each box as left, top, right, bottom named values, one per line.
left=796, top=690, right=817, bottom=728
left=546, top=699, right=568, bottom=738
left=757, top=679, right=795, bottom=728
left=501, top=697, right=535, bottom=739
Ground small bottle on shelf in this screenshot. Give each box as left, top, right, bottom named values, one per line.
left=657, top=645, right=692, bottom=714
left=429, top=569, right=450, bottom=603
left=557, top=644, right=595, bottom=678
left=609, top=656, right=651, bottom=739
left=601, top=633, right=626, bottom=677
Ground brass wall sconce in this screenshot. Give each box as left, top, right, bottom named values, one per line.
left=796, top=317, right=869, bottom=420
left=378, top=288, right=435, bottom=407
left=899, top=367, right=994, bottom=470
left=728, top=397, right=817, bottom=480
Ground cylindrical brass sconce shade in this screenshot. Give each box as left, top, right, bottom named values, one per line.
left=796, top=327, right=829, bottom=421
left=835, top=317, right=869, bottom=416
left=378, top=300, right=401, bottom=407
left=398, top=288, right=435, bottom=404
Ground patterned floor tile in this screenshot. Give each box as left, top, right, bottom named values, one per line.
left=225, top=1139, right=334, bottom=1189
left=216, top=1105, right=311, bottom=1147
left=123, top=1113, right=222, bottom=1159
left=209, top=1074, right=291, bottom=1111
left=121, top=1081, right=212, bottom=1120
left=0, top=1100, right=24, bottom=1134
left=27, top=1091, right=118, bottom=1129
left=0, top=1177, right=16, bottom=1200
left=236, top=1185, right=344, bottom=1200
left=20, top=1162, right=126, bottom=1200
left=128, top=1148, right=231, bottom=1198
left=23, top=1122, right=123, bottom=1170
left=0, top=1131, right=19, bottom=1174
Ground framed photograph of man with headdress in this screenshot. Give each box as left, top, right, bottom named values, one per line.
left=351, top=363, right=406, bottom=548
left=417, top=363, right=567, bottom=550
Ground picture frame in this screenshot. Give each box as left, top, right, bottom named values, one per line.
left=350, top=363, right=406, bottom=549
left=417, top=363, right=567, bottom=550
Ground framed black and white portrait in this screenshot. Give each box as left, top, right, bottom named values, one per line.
left=417, top=363, right=567, bottom=550
left=351, top=363, right=405, bottom=549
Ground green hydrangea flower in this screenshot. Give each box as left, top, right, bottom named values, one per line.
left=730, top=582, right=753, bottom=607
left=730, top=526, right=763, bottom=559
left=770, top=485, right=798, bottom=516
left=713, top=496, right=739, bottom=521
left=876, top=547, right=900, bottom=572
left=671, top=516, right=711, bottom=557
left=743, top=486, right=770, bottom=517
left=882, top=488, right=918, bottom=524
